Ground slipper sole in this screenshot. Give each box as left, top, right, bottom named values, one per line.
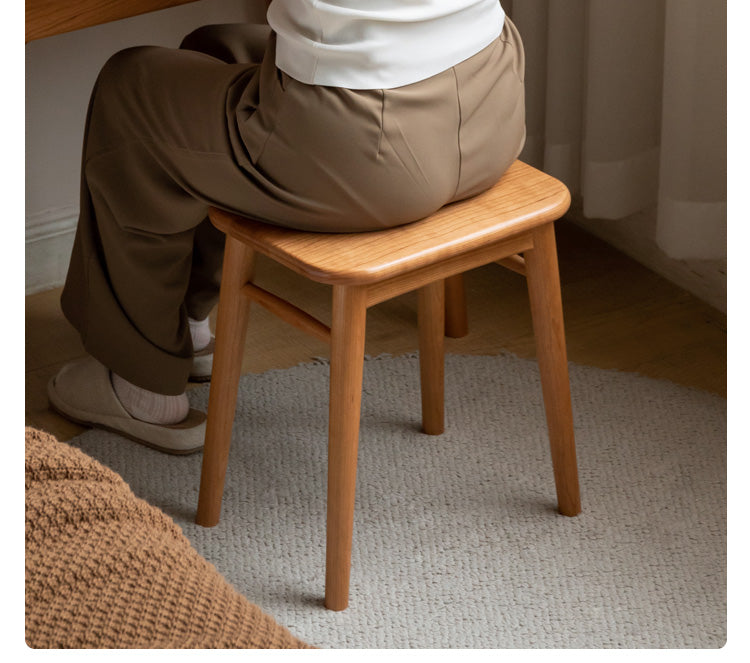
left=48, top=399, right=206, bottom=456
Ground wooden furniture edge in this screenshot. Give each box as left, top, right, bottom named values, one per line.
left=26, top=0, right=201, bottom=42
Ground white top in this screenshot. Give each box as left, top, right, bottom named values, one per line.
left=266, top=0, right=506, bottom=89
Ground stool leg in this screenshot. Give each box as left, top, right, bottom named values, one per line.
left=196, top=235, right=255, bottom=528
left=444, top=274, right=469, bottom=338
left=325, top=284, right=368, bottom=611
left=524, top=224, right=581, bottom=517
left=418, top=280, right=445, bottom=435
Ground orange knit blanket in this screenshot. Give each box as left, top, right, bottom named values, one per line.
left=25, top=427, right=312, bottom=649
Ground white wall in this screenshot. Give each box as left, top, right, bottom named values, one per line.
left=25, top=0, right=265, bottom=294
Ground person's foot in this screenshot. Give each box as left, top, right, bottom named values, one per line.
left=189, top=316, right=212, bottom=352
left=189, top=316, right=214, bottom=382
left=111, top=373, right=189, bottom=425
left=47, top=356, right=205, bottom=454
left=190, top=339, right=214, bottom=382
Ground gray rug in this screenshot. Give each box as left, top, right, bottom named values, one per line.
left=69, top=353, right=726, bottom=649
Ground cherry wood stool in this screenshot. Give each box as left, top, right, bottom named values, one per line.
left=195, top=160, right=581, bottom=611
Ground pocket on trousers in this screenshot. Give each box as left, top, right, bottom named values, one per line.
left=499, top=17, right=526, bottom=84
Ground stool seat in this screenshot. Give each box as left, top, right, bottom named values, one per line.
left=209, top=161, right=570, bottom=285
left=195, top=160, right=581, bottom=612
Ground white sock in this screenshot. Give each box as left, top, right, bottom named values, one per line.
left=188, top=316, right=212, bottom=352
left=111, top=373, right=189, bottom=425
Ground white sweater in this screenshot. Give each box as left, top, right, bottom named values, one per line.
left=267, top=0, right=506, bottom=89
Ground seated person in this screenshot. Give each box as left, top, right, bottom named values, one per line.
left=48, top=0, right=526, bottom=453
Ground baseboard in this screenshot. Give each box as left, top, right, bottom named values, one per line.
left=568, top=202, right=727, bottom=314
left=26, top=207, right=77, bottom=295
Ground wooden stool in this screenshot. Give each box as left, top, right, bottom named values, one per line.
left=195, top=160, right=581, bottom=611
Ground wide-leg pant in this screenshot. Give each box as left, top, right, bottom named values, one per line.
left=61, top=19, right=526, bottom=394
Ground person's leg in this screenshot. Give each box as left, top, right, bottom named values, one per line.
left=58, top=26, right=274, bottom=440
left=61, top=45, right=261, bottom=397
left=179, top=23, right=273, bottom=325
left=180, top=23, right=271, bottom=64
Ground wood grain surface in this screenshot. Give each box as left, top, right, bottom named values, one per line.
left=26, top=0, right=200, bottom=41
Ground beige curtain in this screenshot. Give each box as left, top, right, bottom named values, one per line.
left=504, top=0, right=726, bottom=260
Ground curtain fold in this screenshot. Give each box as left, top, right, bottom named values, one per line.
left=656, top=0, right=727, bottom=259
left=507, top=0, right=726, bottom=260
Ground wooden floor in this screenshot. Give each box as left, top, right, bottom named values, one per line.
left=26, top=220, right=726, bottom=442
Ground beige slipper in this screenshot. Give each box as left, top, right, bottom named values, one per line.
left=189, top=338, right=214, bottom=383
left=48, top=356, right=206, bottom=455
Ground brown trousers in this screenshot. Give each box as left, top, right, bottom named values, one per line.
left=61, top=19, right=526, bottom=394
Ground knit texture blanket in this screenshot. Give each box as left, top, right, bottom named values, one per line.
left=25, top=427, right=312, bottom=649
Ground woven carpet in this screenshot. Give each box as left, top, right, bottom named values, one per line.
left=68, top=353, right=726, bottom=649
